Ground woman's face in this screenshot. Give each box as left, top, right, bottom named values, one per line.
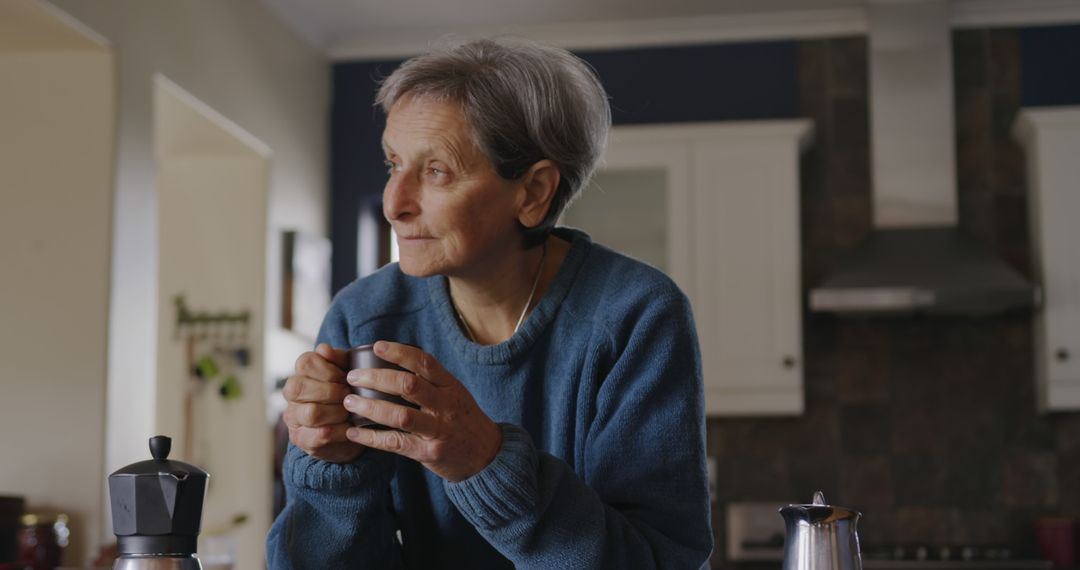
left=382, top=96, right=524, bottom=278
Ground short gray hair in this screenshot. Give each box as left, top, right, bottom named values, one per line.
left=376, top=37, right=611, bottom=248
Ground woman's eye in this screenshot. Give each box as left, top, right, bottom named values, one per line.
left=384, top=160, right=400, bottom=175
left=425, top=166, right=451, bottom=182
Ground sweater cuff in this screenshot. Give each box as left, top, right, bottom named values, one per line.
left=444, top=423, right=538, bottom=530
left=283, top=443, right=395, bottom=491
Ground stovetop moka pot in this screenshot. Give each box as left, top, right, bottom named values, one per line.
left=108, top=436, right=208, bottom=570
left=780, top=491, right=863, bottom=570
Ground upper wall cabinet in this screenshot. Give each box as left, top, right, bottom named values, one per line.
left=1015, top=107, right=1080, bottom=412
left=562, top=120, right=813, bottom=415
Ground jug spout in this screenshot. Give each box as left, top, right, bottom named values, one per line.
left=779, top=492, right=863, bottom=570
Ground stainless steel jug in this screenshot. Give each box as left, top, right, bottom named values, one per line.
left=779, top=491, right=862, bottom=570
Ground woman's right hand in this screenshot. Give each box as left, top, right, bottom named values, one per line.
left=282, top=343, right=365, bottom=463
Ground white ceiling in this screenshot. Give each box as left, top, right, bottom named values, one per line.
left=260, top=0, right=1080, bottom=60
left=262, top=0, right=862, bottom=57
left=261, top=0, right=856, bottom=45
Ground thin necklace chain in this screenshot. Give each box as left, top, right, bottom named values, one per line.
left=455, top=242, right=547, bottom=344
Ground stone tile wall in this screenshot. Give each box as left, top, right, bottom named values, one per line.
left=707, top=31, right=1080, bottom=566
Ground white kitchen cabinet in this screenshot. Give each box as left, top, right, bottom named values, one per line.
left=1014, top=107, right=1080, bottom=412
left=563, top=120, right=813, bottom=415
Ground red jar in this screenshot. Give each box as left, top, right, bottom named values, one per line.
left=1036, top=517, right=1076, bottom=568
left=16, top=513, right=68, bottom=570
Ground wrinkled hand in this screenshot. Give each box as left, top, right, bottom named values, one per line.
left=282, top=343, right=365, bottom=464
left=343, top=341, right=503, bottom=482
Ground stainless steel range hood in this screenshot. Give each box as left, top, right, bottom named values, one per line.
left=808, top=0, right=1038, bottom=316
left=809, top=227, right=1038, bottom=314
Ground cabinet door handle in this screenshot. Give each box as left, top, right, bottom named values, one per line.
left=1056, top=348, right=1070, bottom=362
left=782, top=356, right=797, bottom=369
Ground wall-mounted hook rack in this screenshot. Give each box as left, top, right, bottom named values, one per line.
left=173, top=294, right=250, bottom=340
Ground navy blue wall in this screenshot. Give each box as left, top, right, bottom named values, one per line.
left=330, top=60, right=400, bottom=292
left=577, top=42, right=800, bottom=124
left=1020, top=24, right=1080, bottom=107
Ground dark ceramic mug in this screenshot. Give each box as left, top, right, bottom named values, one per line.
left=347, top=344, right=420, bottom=430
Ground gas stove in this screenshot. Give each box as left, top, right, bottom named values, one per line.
left=861, top=545, right=1051, bottom=570
left=726, top=502, right=1053, bottom=570
left=862, top=560, right=1050, bottom=570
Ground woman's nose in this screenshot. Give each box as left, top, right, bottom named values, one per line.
left=383, top=172, right=418, bottom=221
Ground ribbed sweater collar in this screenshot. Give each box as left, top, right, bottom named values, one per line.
left=427, top=227, right=590, bottom=366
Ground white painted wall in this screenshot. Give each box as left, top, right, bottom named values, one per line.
left=13, top=0, right=329, bottom=564
left=0, top=10, right=114, bottom=565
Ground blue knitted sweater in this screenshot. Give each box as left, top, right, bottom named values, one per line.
left=266, top=228, right=713, bottom=569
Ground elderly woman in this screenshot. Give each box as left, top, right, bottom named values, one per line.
left=267, top=37, right=712, bottom=569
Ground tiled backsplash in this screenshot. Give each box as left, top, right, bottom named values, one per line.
left=707, top=31, right=1080, bottom=563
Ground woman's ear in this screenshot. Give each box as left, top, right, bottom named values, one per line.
left=517, top=159, right=561, bottom=229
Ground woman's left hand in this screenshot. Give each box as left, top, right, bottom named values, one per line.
left=343, top=341, right=503, bottom=482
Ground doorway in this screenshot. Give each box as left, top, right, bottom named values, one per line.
left=154, top=75, right=272, bottom=570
